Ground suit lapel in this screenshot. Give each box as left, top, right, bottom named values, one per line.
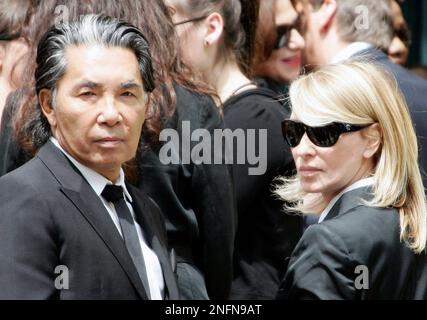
left=37, top=142, right=148, bottom=300
left=323, top=187, right=374, bottom=222
left=129, top=187, right=179, bottom=300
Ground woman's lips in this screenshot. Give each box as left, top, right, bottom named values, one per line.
left=299, top=166, right=321, bottom=177
left=282, top=55, right=301, bottom=67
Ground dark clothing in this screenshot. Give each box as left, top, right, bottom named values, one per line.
left=355, top=49, right=427, bottom=188
left=137, top=85, right=237, bottom=300
left=0, top=141, right=179, bottom=299
left=278, top=187, right=427, bottom=300
left=224, top=88, right=303, bottom=300
left=255, top=77, right=289, bottom=100
left=0, top=89, right=31, bottom=176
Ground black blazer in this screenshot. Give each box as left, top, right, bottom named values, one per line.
left=0, top=141, right=179, bottom=300
left=277, top=187, right=427, bottom=300
left=355, top=49, right=427, bottom=188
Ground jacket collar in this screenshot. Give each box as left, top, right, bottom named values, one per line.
left=322, top=186, right=374, bottom=222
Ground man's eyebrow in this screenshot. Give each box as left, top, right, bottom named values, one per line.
left=121, top=81, right=143, bottom=89
left=73, top=80, right=101, bottom=90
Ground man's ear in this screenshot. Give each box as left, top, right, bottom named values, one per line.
left=318, top=0, right=337, bottom=33
left=362, top=123, right=382, bottom=159
left=39, top=89, right=57, bottom=129
left=204, top=12, right=224, bottom=46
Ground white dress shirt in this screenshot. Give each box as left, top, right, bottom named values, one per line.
left=331, top=42, right=373, bottom=63
left=318, top=177, right=375, bottom=223
left=50, top=137, right=165, bottom=299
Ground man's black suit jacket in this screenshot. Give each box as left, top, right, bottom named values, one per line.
left=277, top=187, right=427, bottom=300
left=355, top=48, right=427, bottom=188
left=0, top=141, right=179, bottom=299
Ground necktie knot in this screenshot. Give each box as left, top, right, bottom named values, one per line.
left=101, top=184, right=124, bottom=203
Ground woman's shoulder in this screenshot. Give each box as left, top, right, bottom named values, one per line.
left=223, top=87, right=289, bottom=124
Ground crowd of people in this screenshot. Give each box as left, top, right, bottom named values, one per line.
left=0, top=0, right=427, bottom=300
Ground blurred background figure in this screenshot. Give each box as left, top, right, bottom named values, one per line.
left=254, top=0, right=305, bottom=97
left=166, top=0, right=303, bottom=300
left=411, top=64, right=427, bottom=80
left=388, top=0, right=411, bottom=66
left=276, top=61, right=427, bottom=300
left=0, top=0, right=30, bottom=123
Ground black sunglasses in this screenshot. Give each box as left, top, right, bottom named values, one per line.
left=173, top=15, right=208, bottom=26
left=275, top=15, right=302, bottom=49
left=0, top=32, right=21, bottom=41
left=282, top=120, right=371, bottom=148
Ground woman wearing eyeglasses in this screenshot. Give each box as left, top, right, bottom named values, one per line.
left=254, top=0, right=305, bottom=97
left=165, top=0, right=304, bottom=300
left=275, top=60, right=427, bottom=300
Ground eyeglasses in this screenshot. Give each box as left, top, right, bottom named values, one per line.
left=275, top=15, right=302, bottom=49
left=173, top=15, right=208, bottom=26
left=282, top=120, right=371, bottom=148
left=0, top=32, right=21, bottom=41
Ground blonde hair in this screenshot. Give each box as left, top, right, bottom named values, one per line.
left=275, top=60, right=427, bottom=253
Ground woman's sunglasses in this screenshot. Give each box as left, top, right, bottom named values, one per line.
left=275, top=15, right=302, bottom=49
left=282, top=120, right=371, bottom=148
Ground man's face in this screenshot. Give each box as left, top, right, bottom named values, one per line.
left=41, top=45, right=147, bottom=181
left=300, top=1, right=324, bottom=68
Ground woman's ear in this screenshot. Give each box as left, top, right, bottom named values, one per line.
left=362, top=123, right=382, bottom=159
left=39, top=89, right=57, bottom=129
left=204, top=12, right=224, bottom=46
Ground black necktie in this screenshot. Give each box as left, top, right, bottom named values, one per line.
left=101, top=184, right=151, bottom=299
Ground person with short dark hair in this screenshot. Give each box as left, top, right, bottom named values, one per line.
left=0, top=14, right=178, bottom=300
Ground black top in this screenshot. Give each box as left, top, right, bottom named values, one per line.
left=278, top=187, right=427, bottom=300
left=224, top=87, right=303, bottom=300
left=137, top=84, right=237, bottom=300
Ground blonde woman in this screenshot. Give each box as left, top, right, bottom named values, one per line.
left=276, top=60, right=427, bottom=299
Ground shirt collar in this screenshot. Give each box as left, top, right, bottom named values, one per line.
left=318, top=177, right=374, bottom=223
left=331, top=42, right=373, bottom=63
left=49, top=137, right=133, bottom=202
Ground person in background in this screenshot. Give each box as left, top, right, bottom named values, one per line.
left=388, top=0, right=411, bottom=66
left=0, top=0, right=30, bottom=121
left=166, top=0, right=303, bottom=299
left=411, top=65, right=427, bottom=80
left=254, top=0, right=305, bottom=97
left=276, top=60, right=427, bottom=299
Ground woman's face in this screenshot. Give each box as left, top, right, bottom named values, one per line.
left=165, top=0, right=210, bottom=73
left=290, top=115, right=377, bottom=203
left=258, top=0, right=305, bottom=83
